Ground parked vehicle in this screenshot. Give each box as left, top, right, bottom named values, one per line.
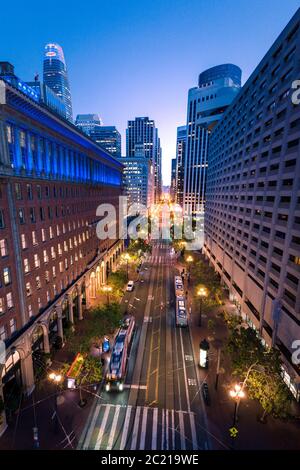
left=201, top=382, right=211, bottom=406
left=126, top=281, right=134, bottom=291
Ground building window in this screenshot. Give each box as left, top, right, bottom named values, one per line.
left=36, top=276, right=41, bottom=289
left=0, top=239, right=8, bottom=257
left=6, top=292, right=13, bottom=309
left=21, top=233, right=27, bottom=249
left=9, top=318, right=16, bottom=334
left=32, top=231, right=37, bottom=246
left=45, top=271, right=50, bottom=283
left=27, top=184, right=33, bottom=200
left=41, top=228, right=46, bottom=242
left=43, top=250, right=49, bottom=263
left=28, top=304, right=33, bottom=318
left=3, top=267, right=11, bottom=285
left=24, top=258, right=30, bottom=273
left=37, top=185, right=42, bottom=200
left=29, top=208, right=35, bottom=223
left=0, top=325, right=6, bottom=340
left=19, top=209, right=25, bottom=224
left=15, top=183, right=22, bottom=200
left=26, top=282, right=31, bottom=296
left=0, top=297, right=4, bottom=315
left=0, top=210, right=4, bottom=229
left=34, top=253, right=40, bottom=268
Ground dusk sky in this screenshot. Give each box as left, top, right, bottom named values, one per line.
left=2, top=0, right=299, bottom=184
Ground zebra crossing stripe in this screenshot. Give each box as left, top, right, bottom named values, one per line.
left=189, top=413, right=198, bottom=450
left=152, top=408, right=158, bottom=450
left=107, top=405, right=121, bottom=450
left=171, top=410, right=175, bottom=450
left=130, top=406, right=141, bottom=450
left=161, top=409, right=165, bottom=450
left=165, top=410, right=169, bottom=450
left=178, top=411, right=186, bottom=450
left=82, top=403, right=102, bottom=449
left=120, top=406, right=132, bottom=450
left=95, top=405, right=111, bottom=450
left=139, top=406, right=148, bottom=450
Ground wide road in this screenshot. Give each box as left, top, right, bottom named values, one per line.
left=78, top=241, right=209, bottom=450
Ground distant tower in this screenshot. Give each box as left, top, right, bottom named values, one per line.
left=43, top=43, right=73, bottom=121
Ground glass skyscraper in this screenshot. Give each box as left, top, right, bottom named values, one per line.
left=75, top=114, right=102, bottom=136
left=43, top=43, right=73, bottom=122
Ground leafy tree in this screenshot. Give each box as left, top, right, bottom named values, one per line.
left=107, top=270, right=127, bottom=299
left=66, top=302, right=122, bottom=354
left=227, top=326, right=292, bottom=419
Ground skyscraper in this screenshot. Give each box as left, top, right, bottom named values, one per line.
left=175, top=125, right=187, bottom=206
left=75, top=114, right=102, bottom=136
left=183, top=64, right=241, bottom=215
left=90, top=126, right=121, bottom=158
left=170, top=157, right=176, bottom=201
left=204, top=10, right=300, bottom=400
left=126, top=117, right=162, bottom=202
left=43, top=43, right=73, bottom=122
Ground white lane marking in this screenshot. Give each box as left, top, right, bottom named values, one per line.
left=171, top=410, right=175, bottom=450
left=165, top=410, right=169, bottom=450
left=130, top=406, right=141, bottom=450
left=179, top=328, right=191, bottom=412
left=178, top=411, right=186, bottom=450
left=152, top=408, right=158, bottom=450
left=82, top=403, right=102, bottom=449
left=120, top=406, right=132, bottom=450
left=107, top=405, right=121, bottom=450
left=95, top=405, right=111, bottom=450
left=139, top=407, right=148, bottom=450
left=161, top=408, right=165, bottom=450
left=189, top=413, right=198, bottom=450
left=124, top=384, right=147, bottom=390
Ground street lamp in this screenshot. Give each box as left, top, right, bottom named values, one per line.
left=102, top=285, right=112, bottom=305
left=229, top=383, right=245, bottom=426
left=197, top=286, right=208, bottom=327
left=48, top=372, right=62, bottom=433
left=123, top=253, right=131, bottom=280
left=186, top=255, right=193, bottom=273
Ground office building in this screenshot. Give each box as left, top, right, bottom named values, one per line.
left=0, top=70, right=124, bottom=435
left=204, top=10, right=300, bottom=400
left=119, top=151, right=154, bottom=209
left=183, top=64, right=241, bottom=215
left=170, top=157, right=176, bottom=201
left=90, top=126, right=121, bottom=158
left=175, top=125, right=187, bottom=206
left=43, top=43, right=73, bottom=122
left=126, top=117, right=162, bottom=202
left=75, top=114, right=102, bottom=136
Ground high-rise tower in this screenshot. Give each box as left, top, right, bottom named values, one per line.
left=43, top=43, right=73, bottom=122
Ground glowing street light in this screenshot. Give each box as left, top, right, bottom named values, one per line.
left=123, top=253, right=131, bottom=280
left=102, top=285, right=112, bottom=305
left=48, top=372, right=62, bottom=433
left=229, top=383, right=246, bottom=426
left=197, top=286, right=208, bottom=326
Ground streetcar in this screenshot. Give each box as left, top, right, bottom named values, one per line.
left=105, top=315, right=135, bottom=392
left=174, top=275, right=184, bottom=297
left=175, top=295, right=188, bottom=327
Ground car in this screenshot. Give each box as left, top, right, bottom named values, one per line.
left=201, top=382, right=211, bottom=406
left=126, top=281, right=134, bottom=291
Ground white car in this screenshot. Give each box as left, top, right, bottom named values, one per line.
left=126, top=281, right=134, bottom=291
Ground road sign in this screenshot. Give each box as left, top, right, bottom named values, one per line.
left=229, top=426, right=238, bottom=438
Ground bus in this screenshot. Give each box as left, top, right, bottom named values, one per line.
left=175, top=295, right=188, bottom=327
left=174, top=275, right=184, bottom=297
left=105, top=315, right=135, bottom=392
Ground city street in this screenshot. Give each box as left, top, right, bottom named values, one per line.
left=78, top=242, right=209, bottom=450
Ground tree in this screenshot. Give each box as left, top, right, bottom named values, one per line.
left=107, top=270, right=127, bottom=299
left=66, top=302, right=122, bottom=354
left=227, top=326, right=292, bottom=419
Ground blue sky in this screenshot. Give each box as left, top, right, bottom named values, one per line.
left=1, top=0, right=300, bottom=184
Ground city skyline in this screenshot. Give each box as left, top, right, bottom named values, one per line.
left=1, top=0, right=300, bottom=184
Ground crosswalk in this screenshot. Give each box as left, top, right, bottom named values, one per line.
left=147, top=255, right=174, bottom=265
left=81, top=404, right=201, bottom=450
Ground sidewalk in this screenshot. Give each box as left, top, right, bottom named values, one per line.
left=176, top=252, right=300, bottom=450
